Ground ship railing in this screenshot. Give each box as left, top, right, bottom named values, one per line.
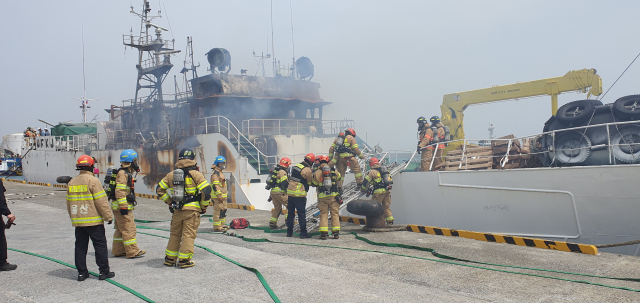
left=403, top=120, right=640, bottom=172
left=242, top=119, right=353, bottom=137
left=120, top=92, right=191, bottom=108
left=23, top=134, right=104, bottom=152
left=123, top=35, right=175, bottom=50
left=241, top=119, right=391, bottom=155
left=157, top=116, right=272, bottom=174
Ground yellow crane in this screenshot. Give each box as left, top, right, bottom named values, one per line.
left=440, top=68, right=602, bottom=150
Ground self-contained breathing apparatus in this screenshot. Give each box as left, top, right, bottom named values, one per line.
left=104, top=167, right=137, bottom=206
left=364, top=165, right=393, bottom=197
left=290, top=163, right=309, bottom=192
left=266, top=165, right=289, bottom=202
left=169, top=167, right=200, bottom=213
left=334, top=133, right=354, bottom=156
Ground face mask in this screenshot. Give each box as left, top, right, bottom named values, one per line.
left=132, top=159, right=140, bottom=172
left=218, top=163, right=226, bottom=170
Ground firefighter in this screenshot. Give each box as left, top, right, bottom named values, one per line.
left=157, top=148, right=211, bottom=268
left=417, top=116, right=434, bottom=171
left=429, top=116, right=447, bottom=170
left=328, top=128, right=365, bottom=186
left=67, top=155, right=115, bottom=281
left=111, top=149, right=145, bottom=259
left=361, top=157, right=394, bottom=225
left=312, top=155, right=343, bottom=239
left=286, top=153, right=315, bottom=238
left=211, top=156, right=229, bottom=232
left=267, top=157, right=291, bottom=229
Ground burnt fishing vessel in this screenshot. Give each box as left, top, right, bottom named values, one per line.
left=17, top=1, right=640, bottom=256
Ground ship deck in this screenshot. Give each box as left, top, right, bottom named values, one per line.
left=2, top=181, right=640, bottom=303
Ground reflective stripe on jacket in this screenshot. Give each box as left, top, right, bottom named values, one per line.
left=156, top=159, right=211, bottom=211
left=67, top=170, right=113, bottom=227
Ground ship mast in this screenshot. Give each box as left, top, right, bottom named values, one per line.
left=73, top=26, right=97, bottom=123
left=123, top=0, right=180, bottom=109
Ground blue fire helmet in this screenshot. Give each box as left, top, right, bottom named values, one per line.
left=120, top=149, right=138, bottom=163
left=214, top=156, right=226, bottom=165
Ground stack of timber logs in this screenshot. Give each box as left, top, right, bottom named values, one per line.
left=443, top=145, right=493, bottom=171
left=442, top=135, right=539, bottom=171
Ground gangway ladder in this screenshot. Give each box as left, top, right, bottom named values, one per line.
left=283, top=161, right=404, bottom=232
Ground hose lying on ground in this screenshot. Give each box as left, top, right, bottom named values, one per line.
left=7, top=247, right=155, bottom=303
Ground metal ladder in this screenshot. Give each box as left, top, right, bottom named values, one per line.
left=283, top=160, right=405, bottom=232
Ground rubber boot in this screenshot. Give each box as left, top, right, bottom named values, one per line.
left=128, top=250, right=146, bottom=259
left=269, top=222, right=278, bottom=230
left=164, top=256, right=176, bottom=267
left=319, top=232, right=328, bottom=240
left=333, top=232, right=339, bottom=239
left=179, top=259, right=195, bottom=269
left=386, top=220, right=394, bottom=226
left=99, top=272, right=115, bottom=280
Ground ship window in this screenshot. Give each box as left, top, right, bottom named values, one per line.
left=314, top=108, right=319, bottom=119
left=288, top=110, right=295, bottom=118
left=306, top=109, right=311, bottom=119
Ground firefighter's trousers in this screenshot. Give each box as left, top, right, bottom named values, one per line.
left=112, top=210, right=141, bottom=258
left=336, top=156, right=362, bottom=186
left=165, top=209, right=200, bottom=261
left=373, top=191, right=393, bottom=222
left=420, top=148, right=434, bottom=171
left=434, top=148, right=445, bottom=170
left=270, top=193, right=288, bottom=224
left=213, top=198, right=228, bottom=231
left=318, top=196, right=340, bottom=234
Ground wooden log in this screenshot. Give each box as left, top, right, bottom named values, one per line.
left=445, top=162, right=493, bottom=171
left=446, top=157, right=494, bottom=166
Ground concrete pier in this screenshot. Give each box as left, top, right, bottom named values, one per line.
left=2, top=181, right=640, bottom=302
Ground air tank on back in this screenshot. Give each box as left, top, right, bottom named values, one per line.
left=535, top=95, right=640, bottom=166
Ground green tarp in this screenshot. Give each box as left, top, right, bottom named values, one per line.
left=51, top=123, right=97, bottom=136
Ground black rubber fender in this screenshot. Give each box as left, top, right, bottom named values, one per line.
left=610, top=125, right=640, bottom=163
left=556, top=100, right=596, bottom=124
left=553, top=131, right=591, bottom=164
left=347, top=199, right=382, bottom=217
left=56, top=176, right=73, bottom=184
left=612, top=95, right=640, bottom=121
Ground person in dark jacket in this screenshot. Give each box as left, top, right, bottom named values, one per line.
left=1, top=179, right=17, bottom=271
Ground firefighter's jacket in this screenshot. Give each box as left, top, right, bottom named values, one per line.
left=114, top=164, right=136, bottom=210
left=418, top=124, right=434, bottom=149
left=286, top=162, right=314, bottom=197
left=66, top=170, right=113, bottom=227
left=433, top=122, right=446, bottom=149
left=210, top=166, right=227, bottom=202
left=329, top=134, right=364, bottom=159
left=311, top=163, right=343, bottom=199
left=157, top=159, right=211, bottom=211
left=270, top=167, right=289, bottom=195
left=361, top=163, right=391, bottom=194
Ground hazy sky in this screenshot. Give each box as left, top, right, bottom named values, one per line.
left=2, top=0, right=640, bottom=150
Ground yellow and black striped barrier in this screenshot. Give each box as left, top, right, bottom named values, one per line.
left=406, top=225, right=597, bottom=255
left=228, top=203, right=255, bottom=211
left=27, top=181, right=51, bottom=187
left=135, top=193, right=160, bottom=200
left=52, top=184, right=67, bottom=188
left=1, top=178, right=26, bottom=184
left=340, top=216, right=366, bottom=225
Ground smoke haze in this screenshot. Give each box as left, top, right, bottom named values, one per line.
left=1, top=0, right=639, bottom=151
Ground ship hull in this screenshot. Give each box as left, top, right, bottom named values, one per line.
left=391, top=165, right=640, bottom=255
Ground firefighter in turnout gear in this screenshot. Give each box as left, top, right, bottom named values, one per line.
left=361, top=157, right=394, bottom=225
left=286, top=153, right=315, bottom=238
left=111, top=149, right=146, bottom=259
left=328, top=128, right=365, bottom=186
left=267, top=157, right=291, bottom=229
left=430, top=116, right=447, bottom=170
left=311, top=155, right=343, bottom=239
left=156, top=148, right=212, bottom=268
left=67, top=155, right=115, bottom=281
left=211, top=155, right=229, bottom=232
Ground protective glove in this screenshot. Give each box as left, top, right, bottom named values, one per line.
left=120, top=208, right=129, bottom=216
left=417, top=145, right=421, bottom=154
left=200, top=208, right=207, bottom=214
left=107, top=220, right=113, bottom=225
left=169, top=207, right=174, bottom=214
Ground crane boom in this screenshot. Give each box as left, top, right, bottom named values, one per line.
left=440, top=68, right=602, bottom=147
